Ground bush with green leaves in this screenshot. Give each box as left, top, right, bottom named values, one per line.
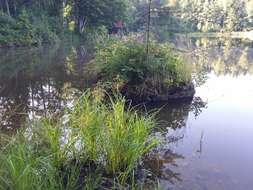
left=91, top=38, right=192, bottom=101
left=0, top=10, right=58, bottom=46
left=0, top=11, right=17, bottom=45
left=34, top=15, right=59, bottom=44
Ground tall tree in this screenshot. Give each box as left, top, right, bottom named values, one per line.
left=66, top=0, right=129, bottom=33
left=4, top=0, right=10, bottom=16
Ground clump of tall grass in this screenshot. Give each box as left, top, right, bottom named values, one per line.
left=69, top=92, right=157, bottom=178
left=0, top=137, right=44, bottom=190
left=0, top=91, right=157, bottom=189
left=0, top=123, right=83, bottom=190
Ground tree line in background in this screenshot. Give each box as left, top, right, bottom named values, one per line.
left=0, top=0, right=133, bottom=46
left=163, top=0, right=253, bottom=32
left=133, top=0, right=253, bottom=34
left=0, top=0, right=253, bottom=46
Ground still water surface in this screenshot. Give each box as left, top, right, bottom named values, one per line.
left=0, top=43, right=93, bottom=131
left=0, top=37, right=253, bottom=189
left=152, top=37, right=253, bottom=190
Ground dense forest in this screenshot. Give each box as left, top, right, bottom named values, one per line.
left=168, top=0, right=253, bottom=32
left=0, top=0, right=253, bottom=46
left=0, top=0, right=132, bottom=46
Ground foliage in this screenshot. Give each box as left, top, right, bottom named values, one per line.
left=0, top=11, right=15, bottom=25
left=0, top=0, right=132, bottom=46
left=0, top=10, right=58, bottom=46
left=34, top=15, right=59, bottom=44
left=166, top=0, right=253, bottom=32
left=128, top=0, right=253, bottom=34
left=91, top=38, right=192, bottom=100
left=0, top=91, right=157, bottom=189
left=82, top=25, right=109, bottom=46
left=0, top=11, right=17, bottom=45
left=67, top=0, right=130, bottom=34
left=1, top=0, right=253, bottom=47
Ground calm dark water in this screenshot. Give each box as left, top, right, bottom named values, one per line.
left=0, top=37, right=253, bottom=189
left=0, top=43, right=93, bottom=132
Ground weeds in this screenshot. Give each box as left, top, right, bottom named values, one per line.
left=69, top=91, right=157, bottom=182
left=0, top=91, right=157, bottom=189
left=90, top=38, right=192, bottom=101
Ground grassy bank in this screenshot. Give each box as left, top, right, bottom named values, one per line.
left=89, top=38, right=193, bottom=102
left=0, top=91, right=157, bottom=189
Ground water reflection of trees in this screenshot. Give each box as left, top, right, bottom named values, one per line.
left=144, top=150, right=184, bottom=184
left=173, top=36, right=253, bottom=86
left=146, top=97, right=207, bottom=130
left=142, top=37, right=253, bottom=187
left=0, top=44, right=94, bottom=132
left=193, top=45, right=253, bottom=76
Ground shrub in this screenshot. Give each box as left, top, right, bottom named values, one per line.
left=0, top=10, right=58, bottom=46
left=0, top=11, right=16, bottom=26
left=0, top=11, right=17, bottom=45
left=34, top=16, right=59, bottom=44
left=81, top=26, right=109, bottom=47
left=90, top=38, right=192, bottom=100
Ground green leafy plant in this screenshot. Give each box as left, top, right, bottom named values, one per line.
left=0, top=10, right=58, bottom=46
left=90, top=38, right=192, bottom=100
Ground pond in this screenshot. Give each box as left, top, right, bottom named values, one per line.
left=0, top=43, right=94, bottom=132
left=149, top=36, right=253, bottom=190
left=0, top=37, right=253, bottom=190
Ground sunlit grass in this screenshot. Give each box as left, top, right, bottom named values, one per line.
left=0, top=91, right=157, bottom=189
left=69, top=91, right=157, bottom=182
left=0, top=139, right=43, bottom=190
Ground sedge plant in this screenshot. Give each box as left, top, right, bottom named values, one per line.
left=0, top=90, right=158, bottom=189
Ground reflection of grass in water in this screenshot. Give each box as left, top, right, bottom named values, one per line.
left=0, top=91, right=157, bottom=189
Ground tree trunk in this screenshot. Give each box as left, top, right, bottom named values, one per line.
left=13, top=0, right=17, bottom=16
left=62, top=0, right=67, bottom=27
left=146, top=0, right=152, bottom=64
left=0, top=1, right=3, bottom=12
left=5, top=0, right=10, bottom=17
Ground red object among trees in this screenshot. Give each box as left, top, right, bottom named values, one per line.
left=115, top=20, right=123, bottom=29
